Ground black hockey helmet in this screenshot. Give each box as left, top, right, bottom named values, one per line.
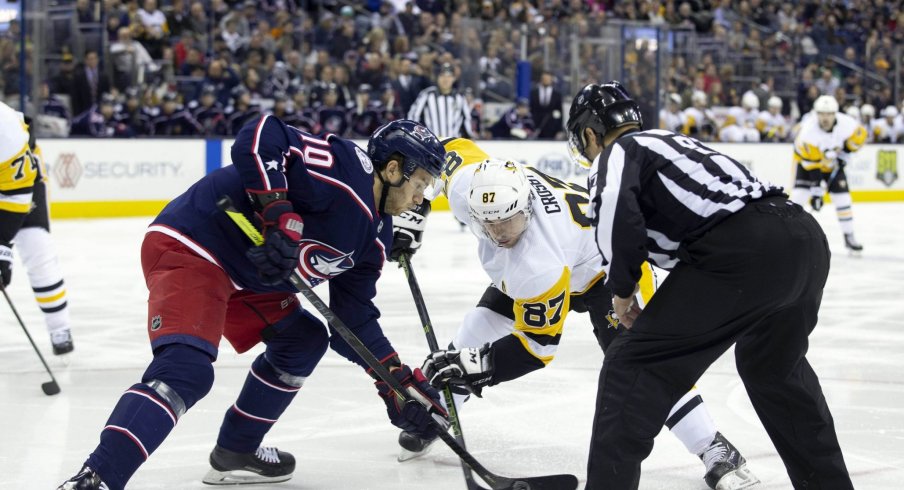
left=566, top=81, right=642, bottom=168
left=367, top=119, right=445, bottom=179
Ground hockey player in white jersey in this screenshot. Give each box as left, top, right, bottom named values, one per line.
left=718, top=92, right=761, bottom=142
left=755, top=96, right=788, bottom=142
left=789, top=95, right=868, bottom=252
left=393, top=138, right=759, bottom=490
left=0, top=102, right=73, bottom=354
left=871, top=105, right=903, bottom=143
left=682, top=90, right=717, bottom=140
left=659, top=93, right=686, bottom=133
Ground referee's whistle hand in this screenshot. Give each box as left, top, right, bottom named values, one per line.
left=613, top=289, right=642, bottom=329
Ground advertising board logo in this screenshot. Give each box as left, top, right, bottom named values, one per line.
left=54, top=153, right=83, bottom=188
left=536, top=153, right=573, bottom=181
left=876, top=149, right=898, bottom=187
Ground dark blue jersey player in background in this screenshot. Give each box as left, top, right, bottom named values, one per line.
left=58, top=118, right=450, bottom=489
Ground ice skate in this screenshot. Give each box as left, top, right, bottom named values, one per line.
left=844, top=233, right=863, bottom=253
left=51, top=328, right=74, bottom=356
left=698, top=432, right=760, bottom=490
left=57, top=465, right=109, bottom=490
left=202, top=445, right=295, bottom=485
left=397, top=430, right=439, bottom=462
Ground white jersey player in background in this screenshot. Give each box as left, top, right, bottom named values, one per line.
left=718, top=92, right=761, bottom=143
left=789, top=95, right=868, bottom=252
left=755, top=96, right=788, bottom=142
left=682, top=90, right=717, bottom=141
left=659, top=93, right=686, bottom=133
left=393, top=138, right=759, bottom=490
left=870, top=106, right=903, bottom=143
left=0, top=102, right=73, bottom=354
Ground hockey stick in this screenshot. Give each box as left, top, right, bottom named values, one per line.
left=217, top=196, right=578, bottom=490
left=0, top=284, right=61, bottom=395
left=397, top=253, right=486, bottom=490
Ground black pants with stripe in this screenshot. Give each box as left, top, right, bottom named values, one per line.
left=586, top=196, right=852, bottom=490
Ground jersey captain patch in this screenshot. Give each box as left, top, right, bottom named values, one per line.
left=297, top=240, right=355, bottom=287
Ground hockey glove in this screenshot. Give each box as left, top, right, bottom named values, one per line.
left=422, top=344, right=494, bottom=397
left=0, top=243, right=12, bottom=288
left=245, top=199, right=304, bottom=285
left=390, top=200, right=431, bottom=262
left=373, top=356, right=449, bottom=440
left=809, top=195, right=824, bottom=212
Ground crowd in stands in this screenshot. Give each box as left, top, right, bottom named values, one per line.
left=1, top=0, right=903, bottom=142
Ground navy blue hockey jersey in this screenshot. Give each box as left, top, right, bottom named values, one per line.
left=150, top=115, right=395, bottom=367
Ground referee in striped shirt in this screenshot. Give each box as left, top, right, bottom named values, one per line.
left=567, top=82, right=853, bottom=490
left=407, top=63, right=476, bottom=139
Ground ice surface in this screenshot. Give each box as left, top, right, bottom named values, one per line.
left=1, top=203, right=902, bottom=489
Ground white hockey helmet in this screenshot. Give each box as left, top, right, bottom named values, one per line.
left=668, top=93, right=682, bottom=105
left=882, top=105, right=899, bottom=118
left=468, top=159, right=533, bottom=248
left=691, top=90, right=707, bottom=106
left=860, top=104, right=876, bottom=118
left=845, top=105, right=861, bottom=120
left=813, top=95, right=839, bottom=113
left=741, top=91, right=759, bottom=110
left=768, top=96, right=782, bottom=109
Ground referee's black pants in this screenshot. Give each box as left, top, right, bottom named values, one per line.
left=586, top=196, right=852, bottom=490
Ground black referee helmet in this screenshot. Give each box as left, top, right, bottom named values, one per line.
left=566, top=81, right=643, bottom=167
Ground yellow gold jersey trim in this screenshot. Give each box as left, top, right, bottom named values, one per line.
left=512, top=267, right=571, bottom=364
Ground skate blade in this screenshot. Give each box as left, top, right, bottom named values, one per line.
left=715, top=465, right=760, bottom=490
left=397, top=443, right=435, bottom=463
left=202, top=468, right=293, bottom=485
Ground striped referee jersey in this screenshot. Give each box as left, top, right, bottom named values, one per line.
left=588, top=129, right=784, bottom=297
left=407, top=87, right=476, bottom=139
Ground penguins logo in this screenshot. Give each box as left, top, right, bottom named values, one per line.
left=297, top=240, right=355, bottom=287
left=876, top=149, right=898, bottom=187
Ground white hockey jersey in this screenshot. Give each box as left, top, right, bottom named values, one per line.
left=756, top=110, right=789, bottom=141
left=0, top=102, right=37, bottom=214
left=793, top=112, right=867, bottom=173
left=441, top=137, right=654, bottom=364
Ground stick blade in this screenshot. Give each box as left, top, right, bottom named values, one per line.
left=498, top=474, right=579, bottom=490
left=42, top=381, right=61, bottom=396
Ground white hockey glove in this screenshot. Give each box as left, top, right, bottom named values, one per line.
left=422, top=344, right=494, bottom=397
left=390, top=199, right=431, bottom=262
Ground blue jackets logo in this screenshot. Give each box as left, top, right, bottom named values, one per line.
left=297, top=240, right=355, bottom=287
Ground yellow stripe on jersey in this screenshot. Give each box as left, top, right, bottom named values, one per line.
left=844, top=125, right=867, bottom=152
left=512, top=267, right=571, bottom=365
left=440, top=138, right=488, bottom=196
left=682, top=115, right=695, bottom=135
left=32, top=144, right=47, bottom=183
left=755, top=118, right=767, bottom=133
left=0, top=142, right=38, bottom=192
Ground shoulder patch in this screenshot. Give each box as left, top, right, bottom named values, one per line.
left=355, top=146, right=373, bottom=174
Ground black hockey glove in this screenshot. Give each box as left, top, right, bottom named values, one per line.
left=0, top=243, right=12, bottom=288
left=245, top=199, right=303, bottom=285
left=390, top=200, right=431, bottom=262
left=809, top=195, right=823, bottom=212
left=422, top=344, right=495, bottom=397
left=373, top=356, right=449, bottom=440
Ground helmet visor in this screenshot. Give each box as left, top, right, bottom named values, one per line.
left=567, top=129, right=594, bottom=169
left=470, top=211, right=529, bottom=248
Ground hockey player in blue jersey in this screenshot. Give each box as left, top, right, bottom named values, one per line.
left=58, top=118, right=450, bottom=489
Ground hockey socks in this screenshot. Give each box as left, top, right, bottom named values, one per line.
left=216, top=353, right=304, bottom=453
left=85, top=383, right=181, bottom=490
left=665, top=388, right=717, bottom=455
left=85, top=344, right=213, bottom=490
